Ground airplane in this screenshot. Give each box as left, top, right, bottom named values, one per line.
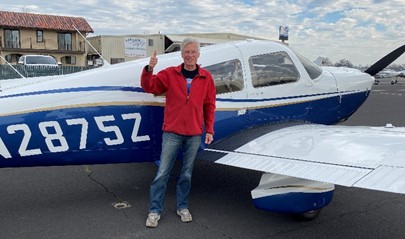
left=374, top=69, right=405, bottom=85
left=1, top=39, right=405, bottom=220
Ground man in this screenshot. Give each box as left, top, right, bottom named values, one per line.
left=140, top=38, right=216, bottom=228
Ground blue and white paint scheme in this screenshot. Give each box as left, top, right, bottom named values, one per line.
left=1, top=40, right=405, bottom=219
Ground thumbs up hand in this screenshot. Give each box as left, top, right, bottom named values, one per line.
left=148, top=50, right=158, bottom=72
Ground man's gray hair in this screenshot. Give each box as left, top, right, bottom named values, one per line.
left=180, top=38, right=200, bottom=53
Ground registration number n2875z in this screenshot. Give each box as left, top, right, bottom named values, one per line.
left=0, top=113, right=150, bottom=159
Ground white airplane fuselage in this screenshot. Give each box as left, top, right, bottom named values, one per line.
left=0, top=40, right=383, bottom=217
left=0, top=40, right=374, bottom=168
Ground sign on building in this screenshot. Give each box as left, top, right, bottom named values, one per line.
left=124, top=37, right=146, bottom=57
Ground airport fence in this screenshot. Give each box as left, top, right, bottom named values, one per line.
left=0, top=65, right=97, bottom=80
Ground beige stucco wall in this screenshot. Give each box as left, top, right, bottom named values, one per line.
left=1, top=28, right=88, bottom=66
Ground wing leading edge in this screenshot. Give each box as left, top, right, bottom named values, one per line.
left=203, top=124, right=405, bottom=194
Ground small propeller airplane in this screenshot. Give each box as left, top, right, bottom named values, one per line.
left=374, top=69, right=404, bottom=85
left=1, top=40, right=405, bottom=220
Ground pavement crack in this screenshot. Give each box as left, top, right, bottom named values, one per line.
left=83, top=166, right=130, bottom=218
left=193, top=221, right=232, bottom=239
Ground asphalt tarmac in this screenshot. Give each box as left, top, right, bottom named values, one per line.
left=1, top=78, right=405, bottom=239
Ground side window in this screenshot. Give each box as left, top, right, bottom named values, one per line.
left=249, top=52, right=299, bottom=88
left=205, top=59, right=244, bottom=95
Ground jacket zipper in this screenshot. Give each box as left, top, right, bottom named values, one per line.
left=186, top=77, right=191, bottom=103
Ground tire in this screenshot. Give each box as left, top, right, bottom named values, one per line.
left=294, top=209, right=322, bottom=221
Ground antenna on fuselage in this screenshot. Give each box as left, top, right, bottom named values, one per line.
left=73, top=25, right=110, bottom=66
left=0, top=55, right=25, bottom=79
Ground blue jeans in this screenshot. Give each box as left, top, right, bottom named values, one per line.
left=149, top=132, right=201, bottom=214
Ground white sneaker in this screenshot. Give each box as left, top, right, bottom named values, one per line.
left=146, top=212, right=161, bottom=228
left=177, top=209, right=192, bottom=222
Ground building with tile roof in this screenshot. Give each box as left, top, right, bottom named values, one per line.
left=0, top=11, right=93, bottom=66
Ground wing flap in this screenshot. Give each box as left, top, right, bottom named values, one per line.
left=209, top=149, right=370, bottom=187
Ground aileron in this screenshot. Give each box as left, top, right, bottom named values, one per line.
left=354, top=166, right=405, bottom=194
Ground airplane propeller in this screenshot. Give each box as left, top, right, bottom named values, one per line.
left=365, top=45, right=405, bottom=76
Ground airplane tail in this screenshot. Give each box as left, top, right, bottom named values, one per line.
left=365, top=45, right=405, bottom=76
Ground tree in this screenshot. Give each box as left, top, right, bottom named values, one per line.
left=321, top=57, right=333, bottom=66
left=334, top=59, right=353, bottom=68
left=387, top=63, right=404, bottom=71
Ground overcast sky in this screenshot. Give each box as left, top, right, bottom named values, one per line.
left=1, top=0, right=405, bottom=66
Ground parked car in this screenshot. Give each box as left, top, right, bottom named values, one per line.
left=17, top=55, right=60, bottom=77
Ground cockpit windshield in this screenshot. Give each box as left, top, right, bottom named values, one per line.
left=294, top=51, right=323, bottom=80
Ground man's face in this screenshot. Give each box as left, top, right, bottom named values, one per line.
left=181, top=43, right=200, bottom=67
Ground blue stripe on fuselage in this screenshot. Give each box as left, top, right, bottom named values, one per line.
left=1, top=85, right=357, bottom=104
left=216, top=90, right=351, bottom=102
left=0, top=86, right=145, bottom=99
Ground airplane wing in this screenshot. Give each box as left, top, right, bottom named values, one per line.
left=200, top=123, right=405, bottom=194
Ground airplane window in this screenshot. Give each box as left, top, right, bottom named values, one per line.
left=249, top=52, right=299, bottom=88
left=294, top=51, right=322, bottom=80
left=205, top=59, right=244, bottom=95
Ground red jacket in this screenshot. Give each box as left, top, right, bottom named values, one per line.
left=141, top=64, right=216, bottom=136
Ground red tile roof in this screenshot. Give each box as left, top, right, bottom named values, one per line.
left=0, top=11, right=94, bottom=33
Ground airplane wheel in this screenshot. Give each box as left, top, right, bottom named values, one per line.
left=294, top=209, right=322, bottom=221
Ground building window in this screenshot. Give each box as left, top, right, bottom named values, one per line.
left=148, top=39, right=153, bottom=46
left=58, top=33, right=72, bottom=50
left=36, top=30, right=43, bottom=42
left=111, top=58, right=125, bottom=64
left=66, top=56, right=76, bottom=65
left=5, top=54, right=12, bottom=62
left=4, top=29, right=20, bottom=48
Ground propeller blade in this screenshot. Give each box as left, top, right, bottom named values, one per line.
left=365, top=45, right=405, bottom=76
